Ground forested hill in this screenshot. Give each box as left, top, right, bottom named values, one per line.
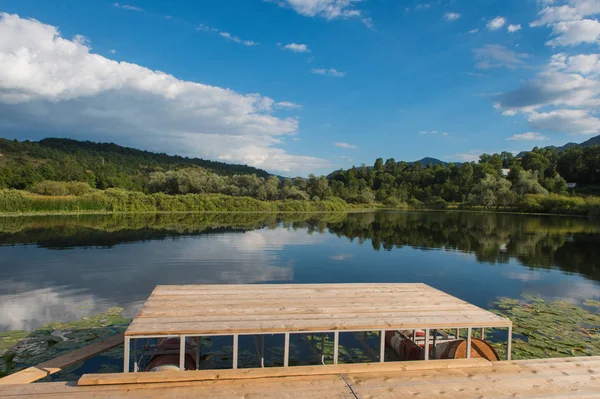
left=0, top=138, right=270, bottom=190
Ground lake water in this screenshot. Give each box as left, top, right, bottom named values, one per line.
left=1, top=211, right=599, bottom=333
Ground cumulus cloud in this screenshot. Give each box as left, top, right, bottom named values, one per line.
left=547, top=19, right=600, bottom=46
left=506, top=132, right=549, bottom=140
left=528, top=109, right=600, bottom=134
left=492, top=50, right=600, bottom=136
left=550, top=52, right=600, bottom=74
left=532, top=1, right=600, bottom=46
left=334, top=142, right=357, bottom=149
left=487, top=16, right=507, bottom=30
left=281, top=43, right=310, bottom=53
left=444, top=12, right=461, bottom=21
left=268, top=0, right=363, bottom=20
left=472, top=45, right=530, bottom=69
left=493, top=71, right=600, bottom=111
left=311, top=68, right=347, bottom=77
left=0, top=13, right=328, bottom=173
left=508, top=24, right=522, bottom=32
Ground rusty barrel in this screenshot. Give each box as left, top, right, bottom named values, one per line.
left=432, top=338, right=499, bottom=361
left=385, top=331, right=424, bottom=361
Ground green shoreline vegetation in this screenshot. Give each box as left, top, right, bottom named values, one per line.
left=1, top=138, right=600, bottom=216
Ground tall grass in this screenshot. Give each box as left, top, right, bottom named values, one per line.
left=0, top=189, right=349, bottom=214
left=516, top=194, right=600, bottom=217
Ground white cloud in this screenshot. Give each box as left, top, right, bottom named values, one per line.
left=528, top=109, right=600, bottom=134
left=334, top=142, right=357, bottom=149
left=113, top=2, right=143, bottom=11
left=276, top=101, right=302, bottom=109
left=547, top=19, right=600, bottom=46
left=0, top=13, right=328, bottom=174
left=311, top=68, right=346, bottom=77
left=467, top=28, right=479, bottom=34
left=196, top=25, right=258, bottom=46
left=506, top=132, right=549, bottom=140
left=444, top=12, right=461, bottom=22
left=292, top=137, right=300, bottom=141
left=508, top=24, right=522, bottom=32
left=281, top=43, right=310, bottom=53
left=550, top=52, right=600, bottom=75
left=268, top=0, right=363, bottom=20
left=219, top=32, right=259, bottom=46
left=492, top=51, right=600, bottom=136
left=109, top=49, right=116, bottom=54
left=487, top=16, right=507, bottom=31
left=449, top=151, right=482, bottom=162
left=532, top=1, right=600, bottom=46
left=472, top=45, right=529, bottom=69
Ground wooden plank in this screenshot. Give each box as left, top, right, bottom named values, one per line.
left=1, top=376, right=355, bottom=399
left=0, top=333, right=124, bottom=385
left=126, top=314, right=510, bottom=335
left=152, top=283, right=430, bottom=291
left=131, top=310, right=502, bottom=324
left=137, top=304, right=483, bottom=317
left=78, top=358, right=492, bottom=386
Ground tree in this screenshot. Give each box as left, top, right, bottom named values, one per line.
left=512, top=170, right=549, bottom=196
left=374, top=158, right=384, bottom=172
left=470, top=174, right=514, bottom=207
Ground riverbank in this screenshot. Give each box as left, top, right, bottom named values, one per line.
left=1, top=189, right=599, bottom=217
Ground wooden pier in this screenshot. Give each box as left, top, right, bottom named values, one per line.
left=124, top=283, right=512, bottom=371
left=2, top=283, right=599, bottom=397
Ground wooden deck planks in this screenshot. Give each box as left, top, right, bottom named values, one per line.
left=77, top=358, right=492, bottom=386
left=1, top=356, right=599, bottom=398
left=125, top=283, right=510, bottom=336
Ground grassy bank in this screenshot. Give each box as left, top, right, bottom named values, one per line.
left=1, top=189, right=599, bottom=217
left=0, top=189, right=348, bottom=214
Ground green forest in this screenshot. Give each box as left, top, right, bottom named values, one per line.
left=1, top=137, right=600, bottom=216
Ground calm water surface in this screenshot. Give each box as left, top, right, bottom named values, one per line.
left=1, top=211, right=599, bottom=332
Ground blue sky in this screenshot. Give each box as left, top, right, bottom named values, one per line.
left=1, top=0, right=600, bottom=175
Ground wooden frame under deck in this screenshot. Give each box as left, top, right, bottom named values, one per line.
left=124, top=283, right=513, bottom=372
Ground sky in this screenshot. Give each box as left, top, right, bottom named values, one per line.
left=1, top=0, right=600, bottom=176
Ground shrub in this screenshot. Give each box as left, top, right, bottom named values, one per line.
left=427, top=197, right=448, bottom=210
left=65, top=181, right=93, bottom=196
left=31, top=181, right=68, bottom=196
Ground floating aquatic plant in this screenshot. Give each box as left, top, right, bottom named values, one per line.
left=0, top=307, right=130, bottom=378
left=490, top=295, right=600, bottom=360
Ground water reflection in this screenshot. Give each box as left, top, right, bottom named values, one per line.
left=0, top=211, right=598, bottom=331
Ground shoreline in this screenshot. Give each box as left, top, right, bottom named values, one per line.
left=0, top=207, right=590, bottom=218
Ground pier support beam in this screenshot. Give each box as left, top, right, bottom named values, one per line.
left=507, top=326, right=512, bottom=361
left=424, top=329, right=430, bottom=361
left=466, top=328, right=472, bottom=359
left=284, top=333, right=290, bottom=367
left=123, top=337, right=130, bottom=373
left=179, top=336, right=186, bottom=371
left=232, top=335, right=239, bottom=369
left=379, top=330, right=385, bottom=362
left=333, top=332, right=339, bottom=364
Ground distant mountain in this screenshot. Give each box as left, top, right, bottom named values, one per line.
left=410, top=157, right=448, bottom=166
left=517, top=134, right=600, bottom=158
